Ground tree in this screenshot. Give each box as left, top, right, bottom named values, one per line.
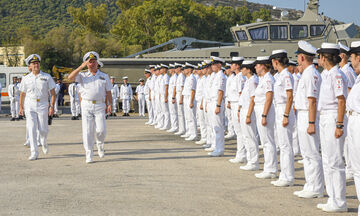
left=68, top=3, right=108, bottom=35
left=252, top=8, right=271, bottom=22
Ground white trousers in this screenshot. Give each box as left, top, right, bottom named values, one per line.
left=347, top=114, right=360, bottom=215
left=25, top=109, right=49, bottom=157
left=297, top=110, right=324, bottom=194
left=225, top=104, right=235, bottom=136
left=344, top=113, right=353, bottom=175
left=240, top=107, right=259, bottom=166
left=176, top=93, right=186, bottom=133
left=122, top=99, right=130, bottom=114
left=155, top=95, right=163, bottom=127
left=138, top=94, right=145, bottom=116
left=292, top=111, right=301, bottom=155
left=81, top=101, right=106, bottom=160
left=196, top=100, right=206, bottom=140
left=254, top=104, right=277, bottom=173
left=319, top=111, right=346, bottom=209
left=151, top=96, right=156, bottom=123
left=205, top=102, right=214, bottom=146
left=70, top=99, right=81, bottom=116
left=54, top=95, right=59, bottom=114
left=184, top=95, right=197, bottom=137
left=145, top=96, right=153, bottom=123
left=10, top=99, right=19, bottom=118
left=112, top=99, right=118, bottom=113
left=275, top=104, right=295, bottom=182
left=231, top=102, right=246, bottom=160
left=169, top=97, right=178, bottom=131
left=160, top=96, right=170, bottom=129
left=209, top=101, right=225, bottom=153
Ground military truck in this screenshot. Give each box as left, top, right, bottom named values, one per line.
left=100, top=0, right=359, bottom=84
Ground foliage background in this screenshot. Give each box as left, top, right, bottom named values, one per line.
left=0, top=0, right=273, bottom=71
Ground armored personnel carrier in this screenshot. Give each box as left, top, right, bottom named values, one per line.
left=100, top=0, right=359, bottom=83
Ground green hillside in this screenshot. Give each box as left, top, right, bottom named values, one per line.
left=0, top=0, right=120, bottom=42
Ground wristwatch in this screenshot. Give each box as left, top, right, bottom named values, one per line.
left=216, top=104, right=221, bottom=107
left=336, top=124, right=344, bottom=129
left=262, top=114, right=267, bottom=118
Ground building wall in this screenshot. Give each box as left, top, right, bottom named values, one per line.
left=0, top=46, right=25, bottom=67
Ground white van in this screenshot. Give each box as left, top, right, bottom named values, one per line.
left=0, top=66, right=30, bottom=102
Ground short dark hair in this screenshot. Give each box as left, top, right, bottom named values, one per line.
left=321, top=53, right=341, bottom=66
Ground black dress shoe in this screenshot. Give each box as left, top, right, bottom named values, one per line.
left=71, top=116, right=76, bottom=120
left=126, top=113, right=130, bottom=116
left=10, top=118, right=15, bottom=121
left=19, top=116, right=24, bottom=120
left=113, top=113, right=117, bottom=116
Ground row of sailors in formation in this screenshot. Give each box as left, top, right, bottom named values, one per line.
left=142, top=40, right=360, bottom=214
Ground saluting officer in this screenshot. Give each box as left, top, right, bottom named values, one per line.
left=293, top=41, right=324, bottom=199
left=347, top=41, right=360, bottom=215
left=110, top=76, right=120, bottom=116
left=8, top=77, right=20, bottom=121
left=316, top=43, right=348, bottom=212
left=68, top=51, right=112, bottom=164
left=120, top=76, right=133, bottom=116
left=19, top=54, right=56, bottom=160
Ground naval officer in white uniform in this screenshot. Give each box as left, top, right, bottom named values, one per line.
left=110, top=76, right=119, bottom=116
left=293, top=41, right=324, bottom=199
left=8, top=77, right=20, bottom=121
left=68, top=51, right=112, bottom=163
left=347, top=41, right=360, bottom=216
left=270, top=50, right=295, bottom=187
left=19, top=54, right=56, bottom=160
left=144, top=69, right=153, bottom=124
left=316, top=43, right=348, bottom=212
left=253, top=56, right=277, bottom=179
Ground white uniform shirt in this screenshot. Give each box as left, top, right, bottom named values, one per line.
left=168, top=74, right=178, bottom=99
left=254, top=72, right=275, bottom=105
left=54, top=83, right=60, bottom=95
left=274, top=68, right=294, bottom=105
left=176, top=73, right=185, bottom=95
left=239, top=75, right=259, bottom=109
left=225, top=73, right=234, bottom=101
left=292, top=72, right=300, bottom=100
left=68, top=83, right=80, bottom=101
left=154, top=74, right=162, bottom=96
left=294, top=64, right=321, bottom=110
left=111, top=84, right=119, bottom=99
left=144, top=76, right=151, bottom=97
left=136, top=85, right=145, bottom=95
left=205, top=72, right=216, bottom=103
left=20, top=71, right=56, bottom=111
left=120, top=84, right=133, bottom=100
left=8, top=83, right=20, bottom=101
left=195, top=76, right=205, bottom=102
left=182, top=74, right=197, bottom=96
left=341, top=62, right=357, bottom=88
left=160, top=73, right=169, bottom=96
left=347, top=76, right=360, bottom=113
left=318, top=65, right=348, bottom=111
left=76, top=70, right=112, bottom=101
left=210, top=70, right=226, bottom=101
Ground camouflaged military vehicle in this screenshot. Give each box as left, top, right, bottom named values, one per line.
left=100, top=0, right=359, bottom=83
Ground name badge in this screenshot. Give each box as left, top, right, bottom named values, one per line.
left=40, top=78, right=47, bottom=81
left=99, top=77, right=105, bottom=80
